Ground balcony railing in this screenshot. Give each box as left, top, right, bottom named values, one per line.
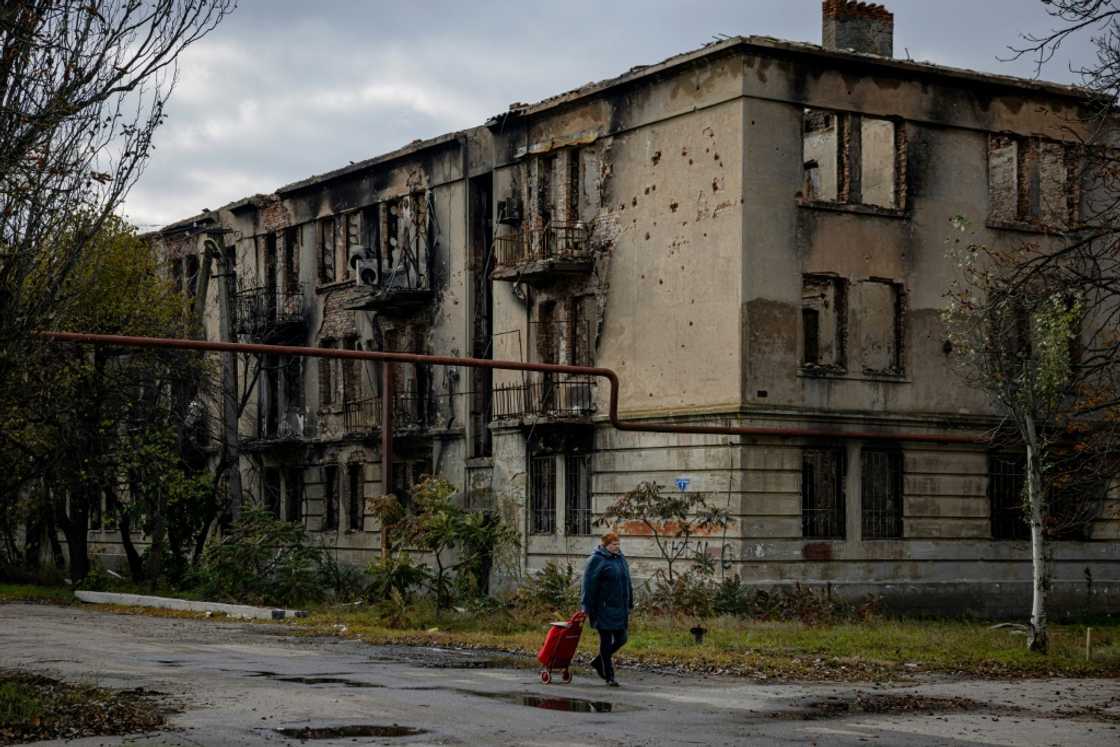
left=492, top=222, right=590, bottom=269
left=492, top=374, right=595, bottom=420
left=235, top=283, right=307, bottom=340
left=343, top=398, right=381, bottom=433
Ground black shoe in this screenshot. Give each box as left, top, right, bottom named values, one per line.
left=590, top=656, right=606, bottom=681
left=607, top=679, right=620, bottom=687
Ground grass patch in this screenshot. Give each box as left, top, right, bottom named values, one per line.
left=0, top=671, right=165, bottom=745
left=294, top=606, right=1120, bottom=681
left=0, top=584, right=74, bottom=605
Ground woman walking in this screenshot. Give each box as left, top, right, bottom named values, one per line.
left=580, top=531, right=633, bottom=687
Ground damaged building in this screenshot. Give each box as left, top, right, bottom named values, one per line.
left=125, top=0, right=1119, bottom=615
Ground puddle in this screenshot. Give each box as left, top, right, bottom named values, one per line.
left=156, top=660, right=184, bottom=667
left=245, top=672, right=383, bottom=688
left=466, top=691, right=632, bottom=713
left=418, top=659, right=510, bottom=670
left=760, top=693, right=986, bottom=721
left=276, top=725, right=425, bottom=740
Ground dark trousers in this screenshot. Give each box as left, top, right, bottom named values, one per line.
left=596, top=628, right=628, bottom=681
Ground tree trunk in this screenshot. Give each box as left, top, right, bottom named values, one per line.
left=118, top=510, right=145, bottom=583
left=1024, top=416, right=1049, bottom=654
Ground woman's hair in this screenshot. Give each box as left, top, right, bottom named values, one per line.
left=601, top=531, right=620, bottom=545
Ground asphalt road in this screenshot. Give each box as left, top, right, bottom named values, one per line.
left=2, top=604, right=1118, bottom=746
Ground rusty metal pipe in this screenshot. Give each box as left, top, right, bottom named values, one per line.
left=38, top=331, right=990, bottom=445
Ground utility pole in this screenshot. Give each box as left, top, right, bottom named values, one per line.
left=205, top=230, right=244, bottom=519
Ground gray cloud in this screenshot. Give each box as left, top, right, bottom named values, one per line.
left=123, top=0, right=1098, bottom=229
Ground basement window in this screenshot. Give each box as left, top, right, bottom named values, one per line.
left=859, top=279, right=904, bottom=375
left=802, top=275, right=846, bottom=372
left=989, top=135, right=1078, bottom=228
left=802, top=109, right=903, bottom=210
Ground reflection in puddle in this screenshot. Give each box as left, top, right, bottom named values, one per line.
left=276, top=725, right=425, bottom=739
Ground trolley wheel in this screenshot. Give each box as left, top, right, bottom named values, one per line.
left=540, top=669, right=552, bottom=684
left=560, top=668, right=572, bottom=684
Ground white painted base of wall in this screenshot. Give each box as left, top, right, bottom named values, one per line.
left=74, top=591, right=306, bottom=620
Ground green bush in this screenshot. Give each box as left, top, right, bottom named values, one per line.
left=191, top=508, right=326, bottom=608
left=318, top=552, right=368, bottom=603
left=515, top=561, right=581, bottom=612
left=366, top=553, right=431, bottom=604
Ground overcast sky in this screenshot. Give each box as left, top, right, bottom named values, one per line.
left=122, top=0, right=1100, bottom=230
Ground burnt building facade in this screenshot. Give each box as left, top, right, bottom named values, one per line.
left=134, top=1, right=1118, bottom=614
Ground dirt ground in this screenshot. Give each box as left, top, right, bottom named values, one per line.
left=2, top=604, right=1118, bottom=746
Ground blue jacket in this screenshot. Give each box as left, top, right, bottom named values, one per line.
left=580, top=546, right=633, bottom=631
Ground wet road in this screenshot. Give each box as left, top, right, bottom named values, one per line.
left=2, top=604, right=1118, bottom=746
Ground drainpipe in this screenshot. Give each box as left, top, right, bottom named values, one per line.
left=38, top=332, right=993, bottom=446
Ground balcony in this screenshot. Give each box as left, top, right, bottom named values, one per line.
left=492, top=373, right=596, bottom=424
left=242, top=409, right=308, bottom=451
left=490, top=223, right=592, bottom=283
left=235, top=284, right=308, bottom=342
left=338, top=383, right=448, bottom=437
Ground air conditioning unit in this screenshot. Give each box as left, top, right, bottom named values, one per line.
left=348, top=245, right=379, bottom=286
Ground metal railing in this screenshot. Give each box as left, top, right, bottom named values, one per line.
left=492, top=374, right=595, bottom=420
left=234, top=283, right=307, bottom=339
left=492, top=222, right=589, bottom=268
left=344, top=397, right=381, bottom=433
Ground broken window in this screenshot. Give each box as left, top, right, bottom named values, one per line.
left=318, top=216, right=335, bottom=284
left=263, top=354, right=280, bottom=437
left=285, top=467, right=303, bottom=523
left=347, top=462, right=363, bottom=531
left=989, top=135, right=1079, bottom=227
left=323, top=463, right=339, bottom=531
left=283, top=226, right=299, bottom=294
left=319, top=339, right=336, bottom=407
left=859, top=280, right=903, bottom=374
left=564, top=453, right=593, bottom=535
left=861, top=448, right=902, bottom=539
left=802, top=447, right=846, bottom=539
left=263, top=468, right=282, bottom=518
left=530, top=453, right=557, bottom=534
left=802, top=109, right=902, bottom=209
left=283, top=356, right=303, bottom=412
left=341, top=210, right=361, bottom=281
left=802, top=275, right=846, bottom=370
left=989, top=454, right=1029, bottom=540
left=185, top=254, right=200, bottom=298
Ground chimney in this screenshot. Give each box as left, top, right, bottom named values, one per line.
left=822, top=1, right=894, bottom=57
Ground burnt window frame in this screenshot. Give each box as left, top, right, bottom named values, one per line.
left=988, top=134, right=1082, bottom=229
left=285, top=467, right=304, bottom=524
left=859, top=278, right=906, bottom=376
left=802, top=446, right=847, bottom=540
left=801, top=108, right=907, bottom=211
left=801, top=274, right=847, bottom=374
left=861, top=447, right=903, bottom=539
left=347, top=462, right=364, bottom=532
left=323, top=463, right=339, bottom=532
left=318, top=216, right=336, bottom=285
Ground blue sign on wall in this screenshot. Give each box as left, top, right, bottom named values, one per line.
left=675, top=477, right=690, bottom=492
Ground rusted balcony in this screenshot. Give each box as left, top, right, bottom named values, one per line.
left=492, top=373, right=596, bottom=423
left=340, top=385, right=446, bottom=436
left=343, top=397, right=381, bottom=434
left=235, top=284, right=308, bottom=342
left=242, top=409, right=308, bottom=451
left=490, top=223, right=593, bottom=282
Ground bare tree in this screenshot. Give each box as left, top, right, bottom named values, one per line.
left=0, top=0, right=233, bottom=376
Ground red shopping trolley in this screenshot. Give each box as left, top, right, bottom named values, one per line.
left=536, top=610, right=586, bottom=684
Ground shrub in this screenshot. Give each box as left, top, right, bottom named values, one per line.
left=514, top=561, right=581, bottom=612
left=192, top=508, right=326, bottom=608
left=365, top=553, right=431, bottom=605
left=318, top=552, right=368, bottom=603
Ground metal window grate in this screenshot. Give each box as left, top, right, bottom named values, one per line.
left=802, top=448, right=846, bottom=539
left=990, top=454, right=1029, bottom=540
left=530, top=454, right=556, bottom=535
left=861, top=449, right=902, bottom=539
left=564, top=453, right=593, bottom=536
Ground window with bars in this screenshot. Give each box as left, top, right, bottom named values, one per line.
left=861, top=448, right=902, bottom=539
left=989, top=454, right=1029, bottom=540
left=530, top=454, right=556, bottom=534
left=348, top=463, right=363, bottom=531
left=285, top=467, right=303, bottom=523
left=802, top=447, right=846, bottom=539
left=323, top=464, right=339, bottom=531
left=564, top=453, right=593, bottom=536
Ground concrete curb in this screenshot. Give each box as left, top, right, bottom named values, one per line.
left=74, top=590, right=306, bottom=620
